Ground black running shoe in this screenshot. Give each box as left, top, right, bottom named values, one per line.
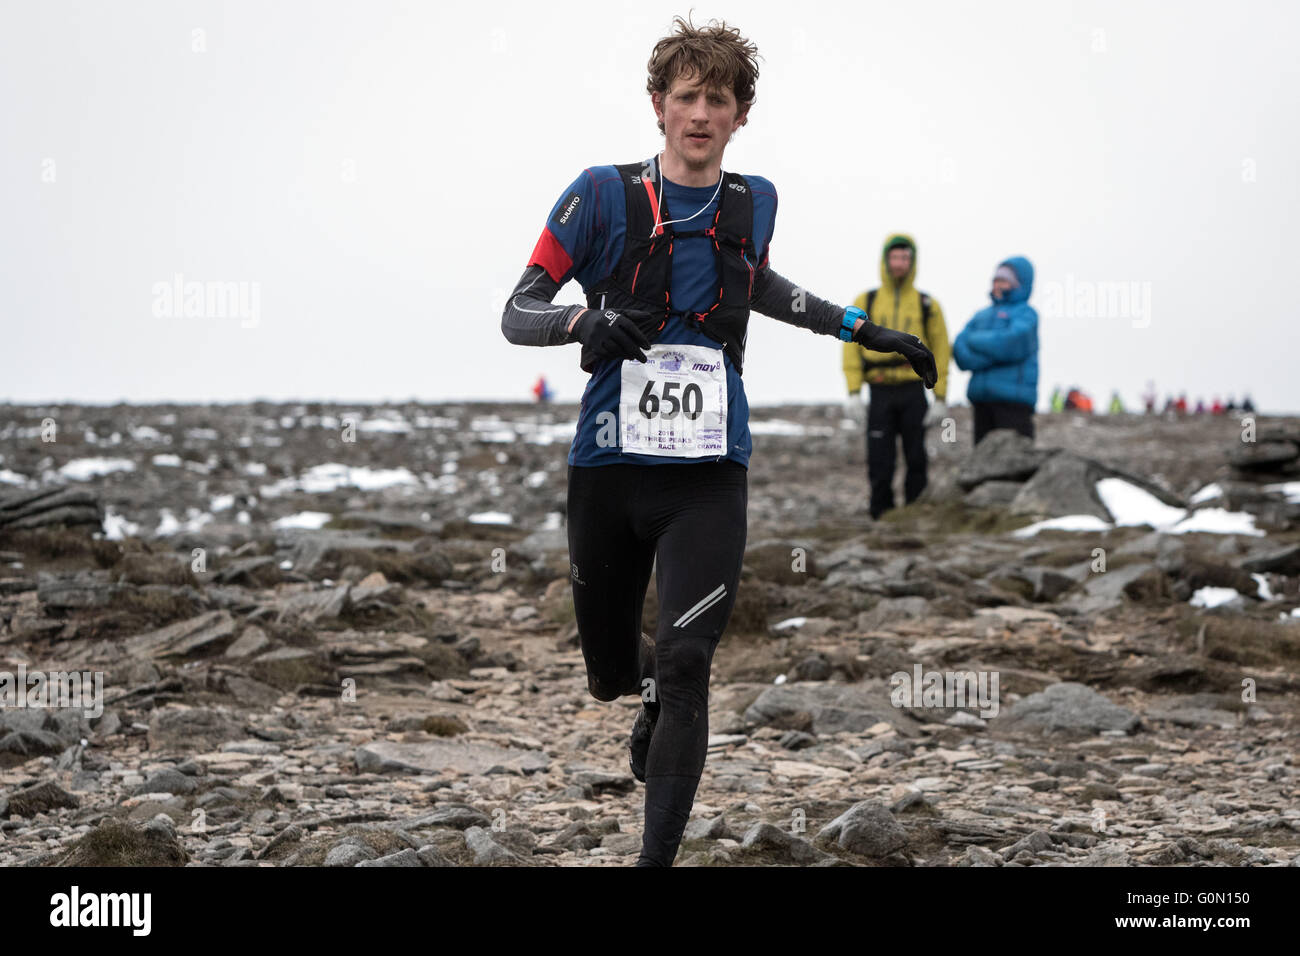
left=628, top=705, right=657, bottom=783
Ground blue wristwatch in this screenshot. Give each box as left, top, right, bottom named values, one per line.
left=840, top=306, right=866, bottom=342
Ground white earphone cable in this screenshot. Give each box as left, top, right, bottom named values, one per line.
left=649, top=151, right=724, bottom=239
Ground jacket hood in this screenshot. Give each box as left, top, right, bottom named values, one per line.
left=994, top=255, right=1034, bottom=304
left=879, top=233, right=917, bottom=291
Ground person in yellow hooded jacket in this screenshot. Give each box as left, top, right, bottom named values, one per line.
left=842, top=234, right=951, bottom=518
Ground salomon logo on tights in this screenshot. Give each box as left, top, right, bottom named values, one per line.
left=674, top=583, right=727, bottom=627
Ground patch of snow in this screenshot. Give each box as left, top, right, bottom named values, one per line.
left=130, top=425, right=166, bottom=442
left=1096, top=478, right=1187, bottom=529
left=774, top=617, right=807, bottom=631
left=102, top=508, right=140, bottom=541
left=60, top=457, right=135, bottom=480
left=468, top=416, right=577, bottom=446
left=414, top=415, right=459, bottom=429
left=1189, top=586, right=1242, bottom=609
left=1169, top=508, right=1264, bottom=537
left=271, top=511, right=332, bottom=530
left=359, top=417, right=412, bottom=433
left=468, top=511, right=512, bottom=525
left=1013, top=481, right=1264, bottom=538
left=1189, top=482, right=1223, bottom=505
left=260, top=463, right=418, bottom=497
left=1011, top=514, right=1113, bottom=537
left=154, top=507, right=213, bottom=536
left=1262, top=481, right=1300, bottom=504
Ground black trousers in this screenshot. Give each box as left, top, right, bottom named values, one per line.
left=866, top=381, right=928, bottom=518
left=972, top=401, right=1035, bottom=444
left=566, top=460, right=748, bottom=866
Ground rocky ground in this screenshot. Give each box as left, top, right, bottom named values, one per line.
left=0, top=401, right=1297, bottom=867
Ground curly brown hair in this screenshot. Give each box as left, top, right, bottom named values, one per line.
left=646, top=13, right=761, bottom=136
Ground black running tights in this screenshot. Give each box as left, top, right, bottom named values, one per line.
left=566, top=460, right=748, bottom=866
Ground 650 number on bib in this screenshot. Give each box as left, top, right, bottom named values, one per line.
left=619, top=345, right=727, bottom=458
left=638, top=380, right=705, bottom=420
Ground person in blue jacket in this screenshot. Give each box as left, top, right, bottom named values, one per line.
left=952, top=256, right=1039, bottom=444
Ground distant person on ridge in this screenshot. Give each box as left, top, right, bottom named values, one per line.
left=841, top=233, right=950, bottom=518
left=952, top=257, right=1039, bottom=444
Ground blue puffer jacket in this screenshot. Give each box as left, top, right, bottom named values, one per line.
left=953, top=256, right=1038, bottom=407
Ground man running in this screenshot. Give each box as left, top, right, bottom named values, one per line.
left=500, top=15, right=936, bottom=867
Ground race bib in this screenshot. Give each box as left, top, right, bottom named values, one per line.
left=619, top=344, right=727, bottom=457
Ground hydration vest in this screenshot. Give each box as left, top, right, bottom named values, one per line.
left=582, top=158, right=757, bottom=374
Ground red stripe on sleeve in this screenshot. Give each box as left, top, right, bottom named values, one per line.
left=527, top=227, right=574, bottom=284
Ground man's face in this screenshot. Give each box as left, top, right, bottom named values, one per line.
left=992, top=277, right=1013, bottom=299
left=653, top=72, right=747, bottom=172
left=886, top=247, right=912, bottom=281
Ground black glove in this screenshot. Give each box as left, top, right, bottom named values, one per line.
left=853, top=322, right=938, bottom=388
left=572, top=307, right=654, bottom=364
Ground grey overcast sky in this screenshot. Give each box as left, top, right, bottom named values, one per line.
left=3, top=0, right=1297, bottom=410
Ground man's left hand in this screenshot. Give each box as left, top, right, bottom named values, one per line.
left=852, top=324, right=938, bottom=388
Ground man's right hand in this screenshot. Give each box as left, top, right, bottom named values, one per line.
left=571, top=308, right=653, bottom=363
left=843, top=392, right=865, bottom=423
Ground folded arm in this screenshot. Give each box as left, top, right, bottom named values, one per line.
left=952, top=329, right=995, bottom=371
left=959, top=309, right=1038, bottom=363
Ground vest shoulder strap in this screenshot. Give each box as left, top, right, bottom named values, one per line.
left=615, top=162, right=658, bottom=244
